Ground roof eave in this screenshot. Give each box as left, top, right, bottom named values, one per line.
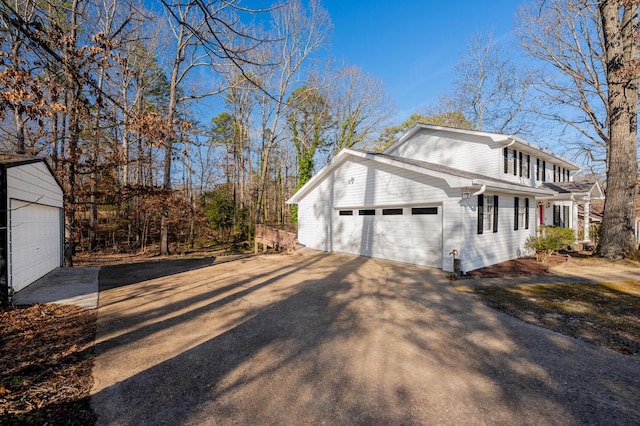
left=472, top=179, right=556, bottom=196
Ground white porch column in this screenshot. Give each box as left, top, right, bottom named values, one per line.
left=583, top=200, right=591, bottom=241
left=572, top=202, right=579, bottom=242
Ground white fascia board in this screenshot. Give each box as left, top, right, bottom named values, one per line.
left=472, top=179, right=557, bottom=196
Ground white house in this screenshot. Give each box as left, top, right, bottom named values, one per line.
left=287, top=125, right=603, bottom=273
left=0, top=156, right=64, bottom=303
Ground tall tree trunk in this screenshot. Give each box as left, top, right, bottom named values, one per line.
left=598, top=1, right=639, bottom=259
left=160, top=10, right=189, bottom=256
left=63, top=0, right=81, bottom=267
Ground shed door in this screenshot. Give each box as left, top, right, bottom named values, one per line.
left=10, top=200, right=62, bottom=292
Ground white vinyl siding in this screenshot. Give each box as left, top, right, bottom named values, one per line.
left=7, top=162, right=63, bottom=208
left=387, top=129, right=501, bottom=179
left=332, top=158, right=451, bottom=208
left=463, top=192, right=535, bottom=272
left=297, top=175, right=333, bottom=251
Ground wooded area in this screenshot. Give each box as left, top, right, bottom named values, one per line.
left=0, top=0, right=393, bottom=264
left=0, top=0, right=638, bottom=262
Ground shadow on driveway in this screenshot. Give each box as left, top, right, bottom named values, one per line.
left=91, top=253, right=640, bottom=425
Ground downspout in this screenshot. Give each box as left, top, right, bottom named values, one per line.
left=472, top=185, right=486, bottom=197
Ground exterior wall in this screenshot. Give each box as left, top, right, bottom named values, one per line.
left=331, top=157, right=452, bottom=208
left=388, top=129, right=501, bottom=179
left=441, top=197, right=463, bottom=272
left=4, top=161, right=64, bottom=294
left=388, top=129, right=577, bottom=190
left=297, top=175, right=334, bottom=251
left=7, top=162, right=63, bottom=208
left=461, top=192, right=536, bottom=272
left=296, top=157, right=459, bottom=270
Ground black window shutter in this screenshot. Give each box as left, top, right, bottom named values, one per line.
left=503, top=148, right=508, bottom=173
left=542, top=161, right=546, bottom=182
left=536, top=158, right=540, bottom=180
left=525, top=198, right=530, bottom=229
left=493, top=195, right=499, bottom=233
left=518, top=152, right=523, bottom=177
left=513, top=151, right=517, bottom=175
left=553, top=164, right=556, bottom=182
left=514, top=197, right=519, bottom=230
left=477, top=194, right=484, bottom=235
left=526, top=155, right=531, bottom=178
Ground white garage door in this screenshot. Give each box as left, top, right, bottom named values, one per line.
left=10, top=200, right=62, bottom=292
left=332, top=206, right=442, bottom=268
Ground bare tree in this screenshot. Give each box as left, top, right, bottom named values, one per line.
left=452, top=31, right=533, bottom=134
left=517, top=1, right=608, bottom=167
left=518, top=0, right=639, bottom=259
left=252, top=0, right=331, bottom=224
left=329, top=65, right=394, bottom=154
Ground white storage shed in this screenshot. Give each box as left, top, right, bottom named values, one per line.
left=0, top=156, right=64, bottom=303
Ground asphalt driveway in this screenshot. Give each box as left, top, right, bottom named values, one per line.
left=91, top=252, right=640, bottom=425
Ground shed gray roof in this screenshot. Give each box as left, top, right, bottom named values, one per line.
left=0, top=153, right=43, bottom=168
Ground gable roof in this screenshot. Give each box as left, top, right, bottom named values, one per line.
left=541, top=181, right=604, bottom=199
left=383, top=124, right=581, bottom=171
left=287, top=148, right=555, bottom=205
left=0, top=154, right=62, bottom=193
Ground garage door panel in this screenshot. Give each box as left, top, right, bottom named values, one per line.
left=10, top=200, right=61, bottom=292
left=408, top=208, right=442, bottom=268
left=333, top=206, right=442, bottom=268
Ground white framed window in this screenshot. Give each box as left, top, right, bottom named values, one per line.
left=478, top=194, right=498, bottom=234
left=514, top=197, right=527, bottom=230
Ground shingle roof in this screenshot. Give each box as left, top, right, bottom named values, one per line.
left=370, top=152, right=542, bottom=189
left=542, top=181, right=599, bottom=194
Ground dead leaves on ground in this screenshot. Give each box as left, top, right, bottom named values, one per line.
left=0, top=304, right=96, bottom=425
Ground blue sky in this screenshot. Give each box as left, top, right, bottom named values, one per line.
left=322, top=0, right=523, bottom=120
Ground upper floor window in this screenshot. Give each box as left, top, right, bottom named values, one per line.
left=522, top=154, right=530, bottom=178
left=503, top=148, right=527, bottom=177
